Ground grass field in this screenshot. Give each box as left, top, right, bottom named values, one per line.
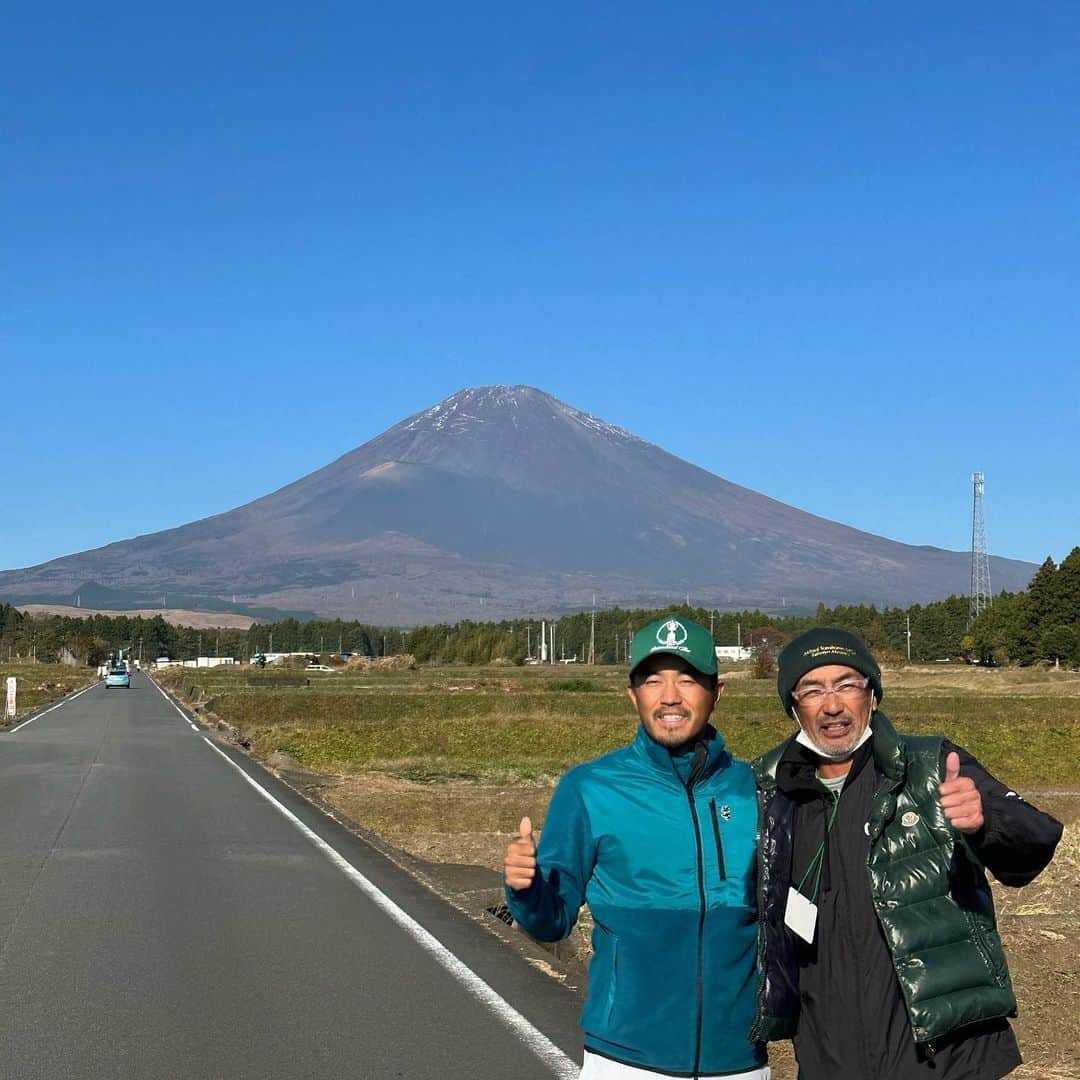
left=0, top=662, right=98, bottom=724
left=159, top=660, right=1080, bottom=1079
left=158, top=661, right=1080, bottom=788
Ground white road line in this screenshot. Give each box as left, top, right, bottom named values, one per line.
left=200, top=735, right=579, bottom=1080
left=146, top=673, right=198, bottom=724
left=189, top=722, right=199, bottom=731
left=10, top=682, right=98, bottom=733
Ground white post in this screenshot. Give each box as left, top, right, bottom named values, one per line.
left=5, top=677, right=15, bottom=719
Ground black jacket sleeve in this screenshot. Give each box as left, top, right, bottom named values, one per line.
left=942, top=740, right=1064, bottom=887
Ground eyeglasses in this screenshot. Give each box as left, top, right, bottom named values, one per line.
left=792, top=677, right=870, bottom=704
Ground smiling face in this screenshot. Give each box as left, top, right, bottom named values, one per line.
left=791, top=663, right=874, bottom=769
left=627, top=654, right=722, bottom=754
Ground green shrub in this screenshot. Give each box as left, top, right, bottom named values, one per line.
left=548, top=679, right=603, bottom=693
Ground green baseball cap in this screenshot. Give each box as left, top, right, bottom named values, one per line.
left=629, top=616, right=718, bottom=678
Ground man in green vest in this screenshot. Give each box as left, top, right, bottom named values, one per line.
left=750, top=627, right=1062, bottom=1079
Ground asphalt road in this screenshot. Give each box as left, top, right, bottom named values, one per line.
left=0, top=671, right=584, bottom=1079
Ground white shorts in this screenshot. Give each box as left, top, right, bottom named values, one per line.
left=581, top=1049, right=771, bottom=1080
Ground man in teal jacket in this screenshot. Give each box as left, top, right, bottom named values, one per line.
left=505, top=617, right=767, bottom=1079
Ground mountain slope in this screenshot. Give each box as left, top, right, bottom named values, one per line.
left=0, top=386, right=1036, bottom=622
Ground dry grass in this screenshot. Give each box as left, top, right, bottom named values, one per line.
left=0, top=662, right=98, bottom=724
left=344, top=653, right=418, bottom=671
left=885, top=663, right=1080, bottom=697
left=16, top=603, right=257, bottom=629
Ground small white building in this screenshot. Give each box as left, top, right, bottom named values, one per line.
left=155, top=656, right=237, bottom=669
left=715, top=646, right=753, bottom=662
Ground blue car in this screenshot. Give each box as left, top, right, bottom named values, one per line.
left=105, top=667, right=130, bottom=689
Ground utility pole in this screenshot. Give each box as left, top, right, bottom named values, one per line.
left=906, top=613, right=912, bottom=662
left=589, top=595, right=596, bottom=666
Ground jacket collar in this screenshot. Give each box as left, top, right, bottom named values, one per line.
left=867, top=710, right=905, bottom=781
left=632, top=722, right=730, bottom=785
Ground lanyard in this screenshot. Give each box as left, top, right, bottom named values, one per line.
left=795, top=788, right=842, bottom=904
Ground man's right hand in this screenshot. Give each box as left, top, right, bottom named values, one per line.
left=504, top=816, right=537, bottom=891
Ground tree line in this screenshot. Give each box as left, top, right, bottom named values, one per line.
left=0, top=546, right=1076, bottom=668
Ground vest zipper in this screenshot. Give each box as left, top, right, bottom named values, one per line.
left=709, top=799, right=727, bottom=879
left=685, top=781, right=707, bottom=1079
left=963, top=911, right=1008, bottom=988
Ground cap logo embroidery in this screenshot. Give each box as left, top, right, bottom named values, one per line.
left=720, top=804, right=732, bottom=822
left=901, top=811, right=919, bottom=827
left=656, top=620, right=688, bottom=648
left=803, top=644, right=858, bottom=659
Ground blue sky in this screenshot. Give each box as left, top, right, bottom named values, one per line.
left=4, top=3, right=1078, bottom=577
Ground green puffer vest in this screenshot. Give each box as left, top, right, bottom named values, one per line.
left=752, top=714, right=1017, bottom=1047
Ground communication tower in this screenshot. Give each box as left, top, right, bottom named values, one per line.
left=969, top=471, right=992, bottom=622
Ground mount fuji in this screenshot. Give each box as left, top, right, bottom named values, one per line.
left=0, top=386, right=1035, bottom=623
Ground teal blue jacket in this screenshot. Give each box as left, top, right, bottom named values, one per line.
left=506, top=725, right=764, bottom=1076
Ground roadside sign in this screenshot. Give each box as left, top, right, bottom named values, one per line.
left=5, top=677, right=15, bottom=718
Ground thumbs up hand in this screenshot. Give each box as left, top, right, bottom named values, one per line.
left=504, top=816, right=539, bottom=891
left=938, top=751, right=984, bottom=834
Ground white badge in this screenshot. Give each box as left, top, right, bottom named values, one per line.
left=784, top=887, right=818, bottom=944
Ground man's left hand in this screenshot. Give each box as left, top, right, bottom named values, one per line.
left=939, top=751, right=984, bottom=834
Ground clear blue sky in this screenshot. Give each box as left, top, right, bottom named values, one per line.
left=4, top=3, right=1077, bottom=576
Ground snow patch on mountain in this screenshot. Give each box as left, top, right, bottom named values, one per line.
left=402, top=384, right=645, bottom=447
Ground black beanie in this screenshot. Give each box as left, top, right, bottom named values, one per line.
left=777, top=627, right=883, bottom=710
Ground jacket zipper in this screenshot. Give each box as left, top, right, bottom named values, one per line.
left=749, top=784, right=768, bottom=1044
left=685, top=783, right=707, bottom=1080
left=709, top=799, right=727, bottom=879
